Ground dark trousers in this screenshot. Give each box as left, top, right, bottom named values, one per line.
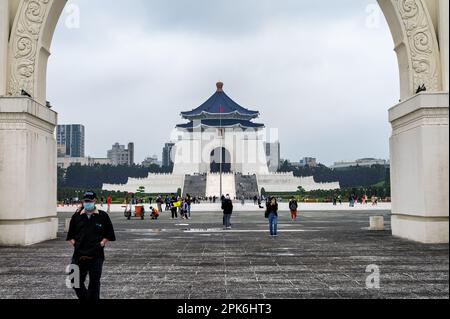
left=71, top=257, right=104, bottom=301
left=223, top=214, right=231, bottom=228
left=171, top=208, right=178, bottom=218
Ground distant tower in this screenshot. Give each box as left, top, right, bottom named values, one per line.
left=107, top=142, right=134, bottom=166
left=128, top=142, right=134, bottom=166
left=56, top=124, right=85, bottom=158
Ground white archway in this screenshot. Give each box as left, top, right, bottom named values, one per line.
left=0, top=0, right=448, bottom=245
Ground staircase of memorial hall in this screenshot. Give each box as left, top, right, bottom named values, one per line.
left=235, top=174, right=259, bottom=199
left=183, top=174, right=207, bottom=197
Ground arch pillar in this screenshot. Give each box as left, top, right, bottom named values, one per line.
left=0, top=0, right=66, bottom=246
left=379, top=0, right=449, bottom=243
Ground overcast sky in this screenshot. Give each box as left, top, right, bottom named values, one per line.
left=47, top=0, right=399, bottom=166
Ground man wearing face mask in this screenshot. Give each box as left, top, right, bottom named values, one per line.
left=67, top=191, right=116, bottom=300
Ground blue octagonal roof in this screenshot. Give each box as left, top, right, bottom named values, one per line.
left=181, top=82, right=259, bottom=120
left=176, top=119, right=265, bottom=130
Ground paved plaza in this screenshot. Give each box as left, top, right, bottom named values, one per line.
left=0, top=206, right=448, bottom=299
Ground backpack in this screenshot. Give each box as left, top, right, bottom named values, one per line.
left=289, top=201, right=298, bottom=211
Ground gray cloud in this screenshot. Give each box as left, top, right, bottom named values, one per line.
left=48, top=0, right=398, bottom=165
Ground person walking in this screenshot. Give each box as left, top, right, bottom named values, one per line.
left=165, top=195, right=171, bottom=211
left=221, top=194, right=233, bottom=230
left=106, top=195, right=112, bottom=214
left=371, top=196, right=379, bottom=206
left=66, top=191, right=116, bottom=301
left=266, top=196, right=279, bottom=237
left=181, top=199, right=189, bottom=220
left=156, top=195, right=163, bottom=214
left=185, top=194, right=192, bottom=218
left=289, top=197, right=298, bottom=221
left=349, top=194, right=355, bottom=207
left=170, top=195, right=178, bottom=219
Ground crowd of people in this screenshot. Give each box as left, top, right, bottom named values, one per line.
left=120, top=192, right=300, bottom=238
left=157, top=194, right=193, bottom=220
left=332, top=194, right=380, bottom=207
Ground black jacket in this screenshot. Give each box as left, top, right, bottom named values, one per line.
left=289, top=200, right=298, bottom=211
left=67, top=209, right=116, bottom=259
left=221, top=199, right=233, bottom=215
left=266, top=202, right=279, bottom=216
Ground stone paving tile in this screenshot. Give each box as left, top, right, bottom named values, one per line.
left=0, top=209, right=448, bottom=299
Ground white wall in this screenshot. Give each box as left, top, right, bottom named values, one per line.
left=389, top=93, right=449, bottom=243
left=103, top=174, right=185, bottom=195
left=256, top=173, right=340, bottom=193
left=0, top=97, right=58, bottom=246
left=173, top=127, right=270, bottom=175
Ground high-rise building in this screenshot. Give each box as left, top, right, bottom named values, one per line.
left=56, top=124, right=85, bottom=158
left=107, top=142, right=135, bottom=166
left=128, top=142, right=134, bottom=166
left=162, top=143, right=175, bottom=168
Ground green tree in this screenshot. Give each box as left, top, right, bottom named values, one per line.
left=136, top=186, right=146, bottom=198
left=297, top=186, right=306, bottom=196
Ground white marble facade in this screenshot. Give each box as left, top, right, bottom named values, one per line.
left=172, top=126, right=270, bottom=176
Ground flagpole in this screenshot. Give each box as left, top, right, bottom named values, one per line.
left=220, top=106, right=223, bottom=198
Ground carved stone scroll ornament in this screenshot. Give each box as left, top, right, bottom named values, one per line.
left=396, top=0, right=441, bottom=92
left=8, top=0, right=51, bottom=97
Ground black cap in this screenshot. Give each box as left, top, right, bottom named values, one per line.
left=83, top=191, right=97, bottom=201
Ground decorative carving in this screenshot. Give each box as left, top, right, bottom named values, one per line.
left=396, top=0, right=441, bottom=92
left=8, top=0, right=51, bottom=97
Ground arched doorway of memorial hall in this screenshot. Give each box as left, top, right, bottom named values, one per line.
left=0, top=0, right=448, bottom=245
left=210, top=147, right=232, bottom=174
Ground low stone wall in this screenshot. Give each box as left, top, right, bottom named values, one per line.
left=103, top=172, right=340, bottom=197
left=256, top=173, right=340, bottom=192
left=103, top=174, right=186, bottom=194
